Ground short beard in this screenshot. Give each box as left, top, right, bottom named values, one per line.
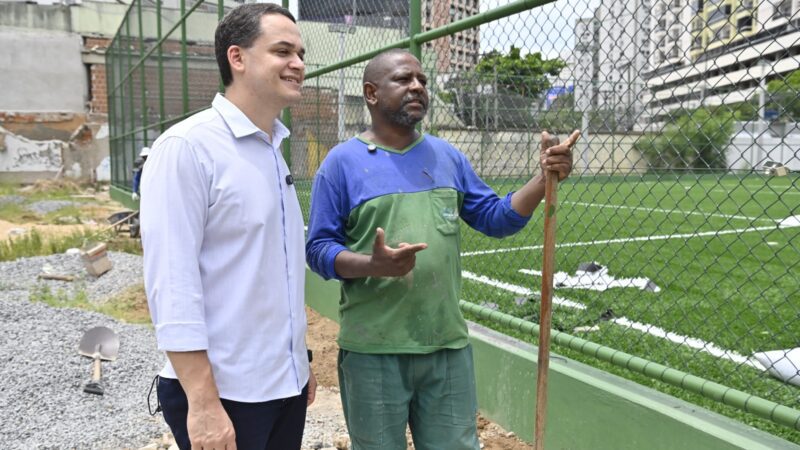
left=380, top=102, right=426, bottom=127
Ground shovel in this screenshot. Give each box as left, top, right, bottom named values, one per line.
left=78, top=326, right=119, bottom=396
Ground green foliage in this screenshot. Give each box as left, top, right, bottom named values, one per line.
left=726, top=100, right=759, bottom=121
left=29, top=284, right=89, bottom=308
left=0, top=228, right=142, bottom=262
left=474, top=46, right=566, bottom=98
left=443, top=47, right=565, bottom=129
left=635, top=107, right=734, bottom=169
left=767, top=69, right=800, bottom=121
left=437, top=91, right=454, bottom=104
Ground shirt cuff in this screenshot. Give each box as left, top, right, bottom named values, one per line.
left=503, top=192, right=533, bottom=225
left=155, top=322, right=209, bottom=352
left=324, top=244, right=349, bottom=281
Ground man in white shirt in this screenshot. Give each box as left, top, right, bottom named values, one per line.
left=140, top=4, right=315, bottom=449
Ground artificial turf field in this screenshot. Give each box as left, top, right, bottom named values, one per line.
left=297, top=172, right=800, bottom=442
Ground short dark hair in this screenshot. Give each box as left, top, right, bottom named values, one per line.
left=363, top=48, right=413, bottom=85
left=214, top=3, right=296, bottom=87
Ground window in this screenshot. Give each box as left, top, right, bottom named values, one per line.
left=776, top=0, right=792, bottom=18
left=737, top=16, right=753, bottom=32
left=716, top=24, right=731, bottom=39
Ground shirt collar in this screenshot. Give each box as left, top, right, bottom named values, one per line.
left=212, top=93, right=290, bottom=144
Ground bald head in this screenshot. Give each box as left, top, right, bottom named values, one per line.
left=363, top=49, right=418, bottom=85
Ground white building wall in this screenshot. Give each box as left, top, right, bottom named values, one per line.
left=593, top=0, right=653, bottom=128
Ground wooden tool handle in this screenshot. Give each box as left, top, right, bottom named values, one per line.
left=92, top=356, right=102, bottom=382
left=535, top=133, right=561, bottom=450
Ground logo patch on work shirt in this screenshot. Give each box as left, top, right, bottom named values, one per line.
left=441, top=207, right=458, bottom=221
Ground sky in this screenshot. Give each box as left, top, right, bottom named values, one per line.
left=285, top=0, right=602, bottom=59
left=478, top=0, right=602, bottom=58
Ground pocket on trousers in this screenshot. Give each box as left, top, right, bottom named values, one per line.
left=448, top=347, right=478, bottom=426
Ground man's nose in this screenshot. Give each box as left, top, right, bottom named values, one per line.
left=409, top=77, right=425, bottom=92
left=290, top=54, right=305, bottom=72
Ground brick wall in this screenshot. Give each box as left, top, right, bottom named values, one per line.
left=89, top=64, right=107, bottom=113
left=85, top=37, right=112, bottom=114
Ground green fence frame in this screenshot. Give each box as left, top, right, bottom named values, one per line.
left=107, top=0, right=800, bottom=444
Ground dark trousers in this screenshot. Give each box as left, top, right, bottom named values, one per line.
left=157, top=377, right=308, bottom=450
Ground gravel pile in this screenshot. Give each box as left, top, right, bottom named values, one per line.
left=0, top=293, right=168, bottom=449
left=0, top=251, right=351, bottom=449
left=0, top=251, right=144, bottom=304
left=0, top=195, right=24, bottom=206
left=25, top=200, right=79, bottom=215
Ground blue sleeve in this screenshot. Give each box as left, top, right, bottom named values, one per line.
left=458, top=154, right=531, bottom=238
left=306, top=169, right=349, bottom=281
left=132, top=170, right=142, bottom=194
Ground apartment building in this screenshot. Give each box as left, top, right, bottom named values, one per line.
left=645, top=0, right=800, bottom=124
left=297, top=0, right=480, bottom=72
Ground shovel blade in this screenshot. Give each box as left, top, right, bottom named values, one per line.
left=78, top=326, right=119, bottom=361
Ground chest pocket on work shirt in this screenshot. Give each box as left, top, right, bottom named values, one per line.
left=430, top=190, right=460, bottom=235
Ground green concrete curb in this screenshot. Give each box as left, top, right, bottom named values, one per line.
left=304, top=270, right=800, bottom=449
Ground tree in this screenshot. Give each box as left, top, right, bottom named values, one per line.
left=474, top=46, right=566, bottom=98
left=443, top=47, right=566, bottom=129
left=767, top=69, right=800, bottom=121
left=635, top=107, right=734, bottom=170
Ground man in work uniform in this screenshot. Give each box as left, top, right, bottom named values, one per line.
left=141, top=3, right=315, bottom=449
left=305, top=48, right=578, bottom=449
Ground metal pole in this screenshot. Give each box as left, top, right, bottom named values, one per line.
left=409, top=0, right=421, bottom=59
left=282, top=0, right=292, bottom=167
left=756, top=59, right=767, bottom=170
left=459, top=300, right=800, bottom=432
left=337, top=32, right=346, bottom=142
left=305, top=0, right=558, bottom=80
left=137, top=0, right=148, bottom=146
left=157, top=0, right=165, bottom=132
left=181, top=0, right=189, bottom=114
left=107, top=41, right=117, bottom=184
left=218, top=0, right=224, bottom=93
left=126, top=17, right=136, bottom=187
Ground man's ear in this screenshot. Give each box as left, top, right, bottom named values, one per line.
left=228, top=45, right=245, bottom=76
left=363, top=82, right=378, bottom=107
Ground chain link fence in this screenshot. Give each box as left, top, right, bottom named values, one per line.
left=108, top=0, right=800, bottom=442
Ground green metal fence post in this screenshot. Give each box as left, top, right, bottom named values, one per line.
left=137, top=0, right=149, bottom=147
left=218, top=0, right=224, bottom=93
left=181, top=0, right=189, bottom=114
left=126, top=15, right=136, bottom=187
left=409, top=0, right=421, bottom=60
left=281, top=0, right=292, bottom=169
left=157, top=0, right=165, bottom=132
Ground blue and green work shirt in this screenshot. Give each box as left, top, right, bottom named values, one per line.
left=306, top=134, right=531, bottom=354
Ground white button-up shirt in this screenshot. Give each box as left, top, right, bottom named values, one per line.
left=141, top=93, right=308, bottom=402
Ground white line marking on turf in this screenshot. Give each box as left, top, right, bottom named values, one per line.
left=710, top=188, right=800, bottom=196
left=611, top=317, right=765, bottom=370
left=461, top=270, right=587, bottom=310
left=461, top=222, right=799, bottom=257
left=562, top=201, right=769, bottom=223
left=464, top=269, right=765, bottom=371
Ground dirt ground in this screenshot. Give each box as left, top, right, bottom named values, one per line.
left=305, top=307, right=533, bottom=450
left=0, top=184, right=121, bottom=240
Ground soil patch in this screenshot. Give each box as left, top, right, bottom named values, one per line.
left=304, top=307, right=533, bottom=450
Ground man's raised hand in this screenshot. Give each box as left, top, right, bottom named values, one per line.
left=369, top=227, right=427, bottom=277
